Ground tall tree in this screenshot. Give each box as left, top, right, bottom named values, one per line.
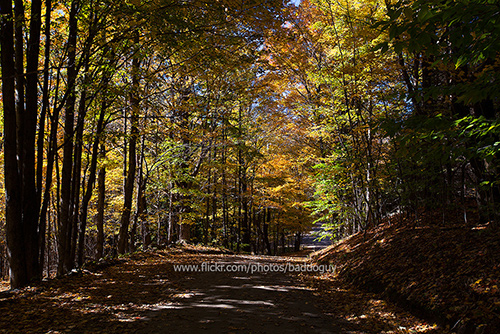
left=58, top=0, right=81, bottom=275
left=1, top=0, right=43, bottom=288
left=118, top=31, right=140, bottom=254
left=378, top=0, right=500, bottom=224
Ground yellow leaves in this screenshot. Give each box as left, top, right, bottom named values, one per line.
left=125, top=0, right=142, bottom=6
left=470, top=278, right=500, bottom=295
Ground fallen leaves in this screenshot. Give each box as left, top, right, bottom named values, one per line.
left=310, top=206, right=500, bottom=332
left=0, top=249, right=201, bottom=333
left=0, top=244, right=453, bottom=333
left=302, top=272, right=445, bottom=333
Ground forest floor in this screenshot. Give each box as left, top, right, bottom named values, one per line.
left=0, top=244, right=446, bottom=333
left=311, top=206, right=500, bottom=333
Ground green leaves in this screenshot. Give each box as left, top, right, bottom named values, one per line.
left=456, top=116, right=500, bottom=164
left=372, top=41, right=389, bottom=53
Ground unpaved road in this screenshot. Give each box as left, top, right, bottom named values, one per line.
left=139, top=254, right=340, bottom=333
left=0, top=250, right=447, bottom=333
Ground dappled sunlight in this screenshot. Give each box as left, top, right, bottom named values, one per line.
left=0, top=250, right=451, bottom=333
left=216, top=299, right=275, bottom=307
left=252, top=285, right=293, bottom=292
left=303, top=270, right=448, bottom=334
left=189, top=303, right=236, bottom=309
left=0, top=0, right=497, bottom=333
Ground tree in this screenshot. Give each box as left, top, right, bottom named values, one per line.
left=377, top=0, right=500, bottom=223
left=265, top=0, right=403, bottom=239
left=117, top=31, right=140, bottom=255
left=1, top=0, right=43, bottom=288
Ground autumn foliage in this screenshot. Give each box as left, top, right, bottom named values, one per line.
left=0, top=1, right=499, bottom=331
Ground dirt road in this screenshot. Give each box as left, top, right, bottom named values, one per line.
left=138, top=254, right=340, bottom=333
left=0, top=249, right=446, bottom=333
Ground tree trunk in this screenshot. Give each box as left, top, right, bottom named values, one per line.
left=58, top=0, right=80, bottom=276
left=1, top=0, right=27, bottom=288
left=77, top=92, right=107, bottom=266
left=70, top=79, right=87, bottom=268
left=294, top=232, right=301, bottom=252
left=238, top=106, right=250, bottom=252
left=263, top=208, right=271, bottom=255
left=70, top=3, right=100, bottom=268
left=179, top=219, right=191, bottom=243
left=118, top=34, right=140, bottom=254
left=222, top=134, right=229, bottom=248
left=131, top=135, right=147, bottom=251
left=211, top=155, right=217, bottom=243
left=1, top=0, right=43, bottom=288
left=23, top=0, right=43, bottom=282
left=37, top=0, right=53, bottom=277
left=204, top=154, right=211, bottom=244
left=95, top=145, right=106, bottom=260
left=167, top=179, right=174, bottom=244
left=14, top=0, right=25, bottom=156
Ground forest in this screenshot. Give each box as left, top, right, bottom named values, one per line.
left=0, top=0, right=499, bottom=293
